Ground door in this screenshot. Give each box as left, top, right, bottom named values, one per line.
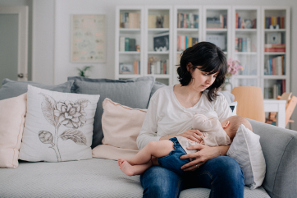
left=0, top=6, right=28, bottom=86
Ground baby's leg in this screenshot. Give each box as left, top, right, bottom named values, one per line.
left=125, top=140, right=174, bottom=165
left=119, top=160, right=153, bottom=176
left=118, top=140, right=174, bottom=176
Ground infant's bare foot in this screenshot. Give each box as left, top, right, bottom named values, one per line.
left=118, top=158, right=125, bottom=166
left=120, top=160, right=135, bottom=176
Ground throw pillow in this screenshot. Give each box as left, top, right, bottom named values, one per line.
left=0, top=78, right=73, bottom=100
left=19, top=85, right=100, bottom=162
left=92, top=98, right=147, bottom=160
left=227, top=124, right=266, bottom=189
left=70, top=76, right=154, bottom=148
left=0, top=94, right=27, bottom=168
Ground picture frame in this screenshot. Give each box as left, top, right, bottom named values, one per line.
left=153, top=32, right=169, bottom=52
left=266, top=32, right=281, bottom=44
left=71, top=14, right=106, bottom=63
left=119, top=63, right=133, bottom=74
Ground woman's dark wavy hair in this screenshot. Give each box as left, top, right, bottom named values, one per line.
left=177, top=42, right=227, bottom=102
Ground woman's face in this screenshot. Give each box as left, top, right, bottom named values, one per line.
left=189, top=67, right=217, bottom=92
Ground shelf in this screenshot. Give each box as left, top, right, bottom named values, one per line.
left=264, top=52, right=286, bottom=55
left=263, top=75, right=286, bottom=79
left=148, top=51, right=170, bottom=55
left=119, top=51, right=140, bottom=54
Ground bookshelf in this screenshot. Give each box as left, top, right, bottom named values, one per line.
left=173, top=6, right=202, bottom=85
left=115, top=6, right=143, bottom=80
left=115, top=6, right=291, bottom=94
left=230, top=6, right=261, bottom=88
left=261, top=7, right=290, bottom=99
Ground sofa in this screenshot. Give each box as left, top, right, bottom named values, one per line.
left=0, top=76, right=296, bottom=198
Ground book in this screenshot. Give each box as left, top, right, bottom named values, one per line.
left=264, top=48, right=286, bottom=52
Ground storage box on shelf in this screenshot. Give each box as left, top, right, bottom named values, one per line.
left=262, top=7, right=290, bottom=99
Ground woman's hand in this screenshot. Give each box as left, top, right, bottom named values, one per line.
left=180, top=145, right=229, bottom=171
left=178, top=129, right=204, bottom=143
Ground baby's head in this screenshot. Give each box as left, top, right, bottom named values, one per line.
left=221, top=115, right=253, bottom=140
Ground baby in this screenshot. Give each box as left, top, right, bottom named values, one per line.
left=118, top=114, right=252, bottom=176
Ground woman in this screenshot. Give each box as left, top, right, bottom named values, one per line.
left=136, top=42, right=244, bottom=197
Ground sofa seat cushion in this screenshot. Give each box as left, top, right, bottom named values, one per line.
left=0, top=158, right=270, bottom=197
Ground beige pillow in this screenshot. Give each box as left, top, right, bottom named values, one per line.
left=0, top=94, right=27, bottom=168
left=92, top=98, right=146, bottom=160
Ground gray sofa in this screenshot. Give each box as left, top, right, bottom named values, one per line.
left=0, top=77, right=296, bottom=198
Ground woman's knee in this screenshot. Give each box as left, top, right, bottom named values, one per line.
left=141, top=166, right=182, bottom=198
left=212, top=156, right=244, bottom=183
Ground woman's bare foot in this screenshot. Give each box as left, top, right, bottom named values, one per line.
left=119, top=160, right=135, bottom=176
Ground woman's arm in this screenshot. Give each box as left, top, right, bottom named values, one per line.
left=180, top=144, right=230, bottom=171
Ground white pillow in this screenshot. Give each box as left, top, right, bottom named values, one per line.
left=229, top=101, right=237, bottom=115
left=19, top=85, right=100, bottom=162
left=227, top=124, right=266, bottom=189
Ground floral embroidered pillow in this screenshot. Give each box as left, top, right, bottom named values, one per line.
left=19, top=85, right=100, bottom=162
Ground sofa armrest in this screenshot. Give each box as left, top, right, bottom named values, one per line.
left=249, top=119, right=297, bottom=198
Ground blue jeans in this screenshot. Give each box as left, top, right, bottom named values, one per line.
left=140, top=156, right=244, bottom=198
left=158, top=137, right=190, bottom=176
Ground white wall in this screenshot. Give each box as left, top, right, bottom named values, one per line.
left=28, top=0, right=297, bottom=131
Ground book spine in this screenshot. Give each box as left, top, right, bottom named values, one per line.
left=264, top=48, right=286, bottom=52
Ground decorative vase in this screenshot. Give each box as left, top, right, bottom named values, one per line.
left=222, top=77, right=233, bottom=92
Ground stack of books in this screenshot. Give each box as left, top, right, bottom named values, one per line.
left=177, top=36, right=198, bottom=51
left=206, top=15, right=227, bottom=29
left=235, top=37, right=251, bottom=52
left=119, top=37, right=137, bottom=51
left=265, top=16, right=285, bottom=29
left=119, top=12, right=140, bottom=28
left=264, top=44, right=286, bottom=52
left=177, top=13, right=199, bottom=28
left=265, top=55, right=285, bottom=75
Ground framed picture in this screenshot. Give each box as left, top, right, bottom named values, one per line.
left=71, top=15, right=106, bottom=63
left=119, top=63, right=133, bottom=74
left=266, top=32, right=281, bottom=44
left=153, top=32, right=169, bottom=51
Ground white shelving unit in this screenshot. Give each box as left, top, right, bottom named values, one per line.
left=231, top=6, right=261, bottom=88
left=115, top=6, right=291, bottom=95
left=173, top=6, right=202, bottom=85
left=261, top=6, right=290, bottom=99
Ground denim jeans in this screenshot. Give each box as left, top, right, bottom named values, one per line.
left=140, top=156, right=244, bottom=198
left=158, top=137, right=190, bottom=176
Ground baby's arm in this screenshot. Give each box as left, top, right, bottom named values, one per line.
left=192, top=114, right=218, bottom=132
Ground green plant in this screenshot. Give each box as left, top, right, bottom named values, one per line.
left=77, top=66, right=93, bottom=77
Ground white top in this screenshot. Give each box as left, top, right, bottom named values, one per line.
left=176, top=113, right=231, bottom=154
left=136, top=85, right=233, bottom=150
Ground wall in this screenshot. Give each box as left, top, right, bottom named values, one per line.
left=7, top=0, right=297, bottom=130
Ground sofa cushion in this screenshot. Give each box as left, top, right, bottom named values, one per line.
left=0, top=78, right=73, bottom=100
left=19, top=85, right=100, bottom=162
left=0, top=94, right=27, bottom=168
left=92, top=98, right=146, bottom=160
left=227, top=124, right=266, bottom=189
left=70, top=76, right=155, bottom=148
left=0, top=158, right=270, bottom=197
